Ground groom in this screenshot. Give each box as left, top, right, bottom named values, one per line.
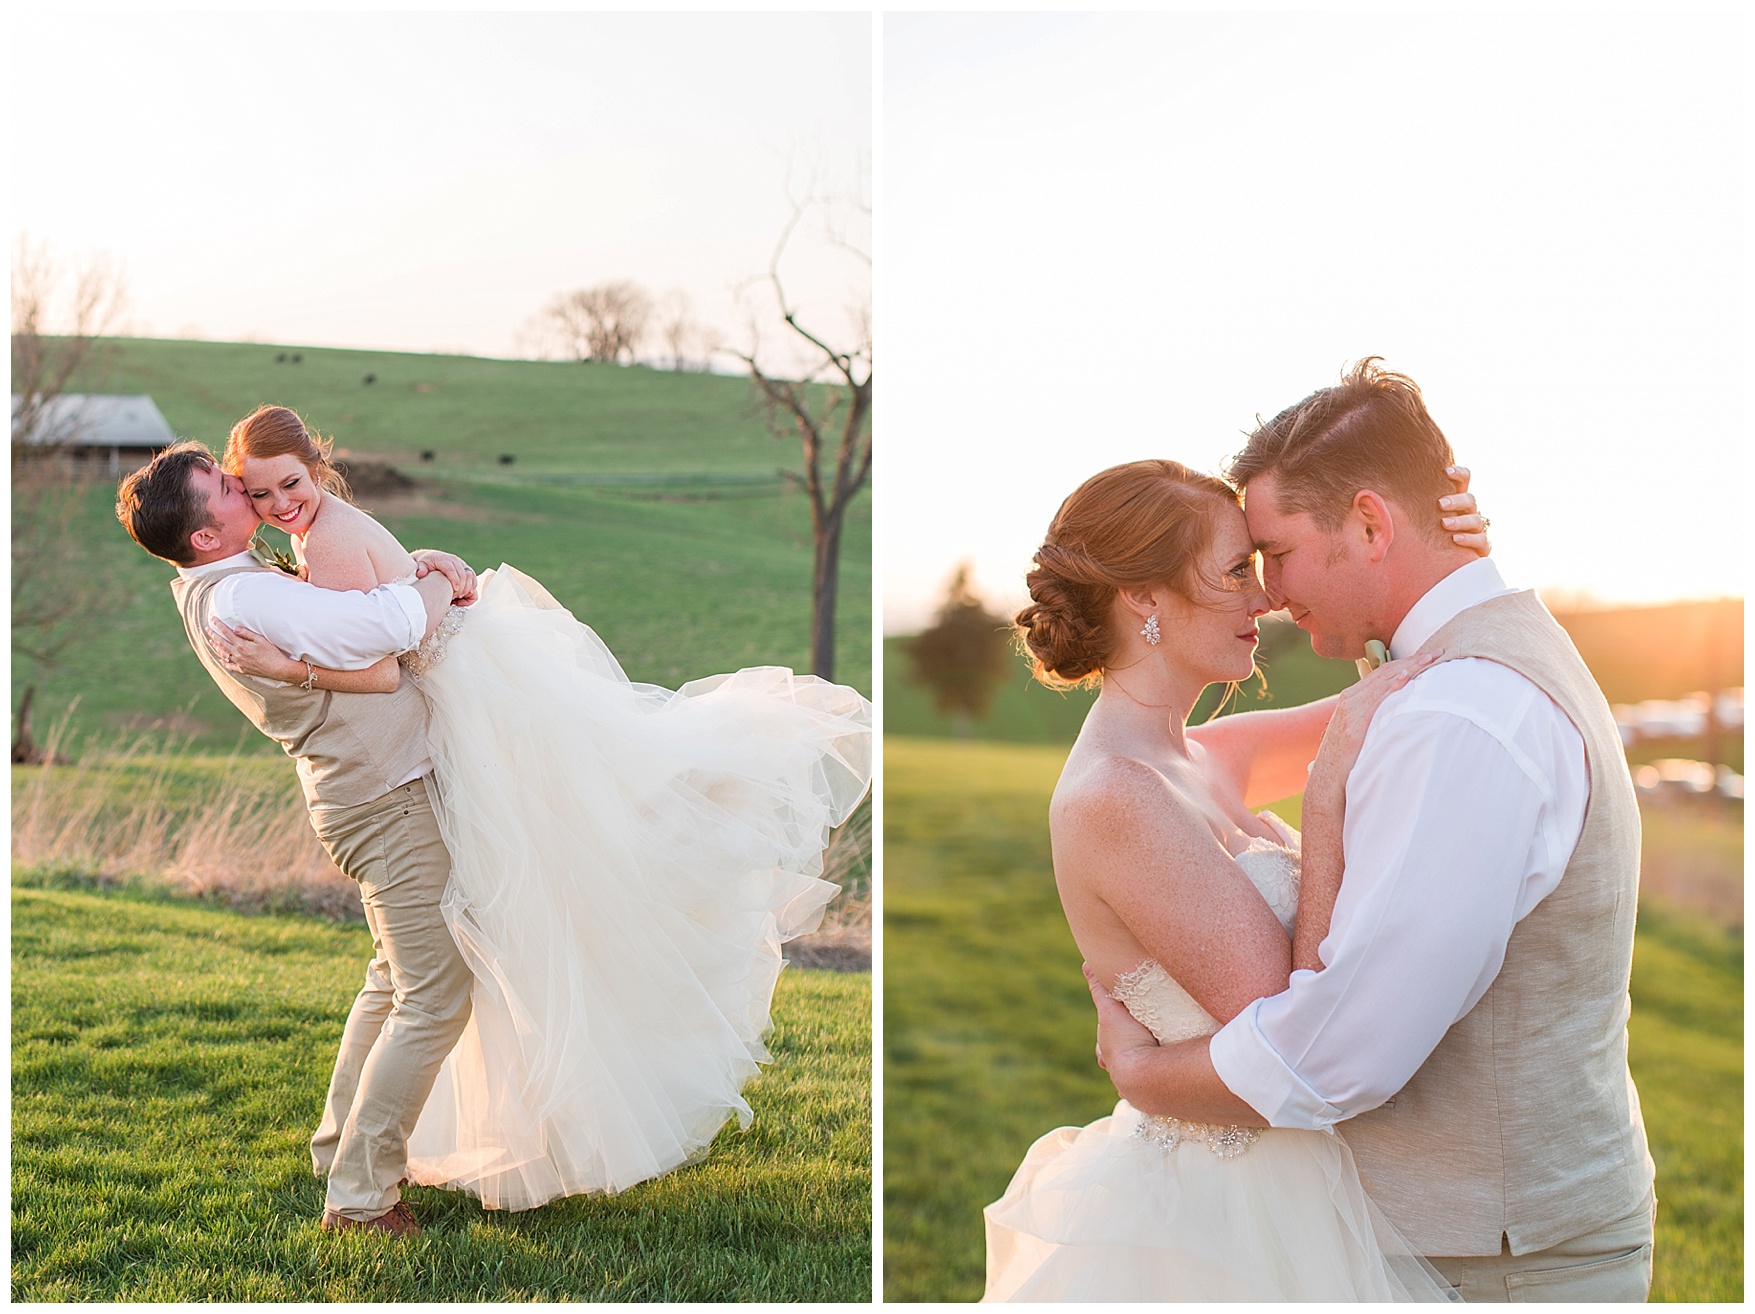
left=116, top=440, right=477, bottom=1238
left=1092, top=360, right=1655, bottom=1301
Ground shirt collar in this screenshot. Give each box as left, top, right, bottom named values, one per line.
left=1389, top=558, right=1516, bottom=658
left=175, top=551, right=260, bottom=580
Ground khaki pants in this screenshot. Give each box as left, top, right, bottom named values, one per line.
left=308, top=777, right=474, bottom=1220
left=1428, top=1192, right=1656, bottom=1302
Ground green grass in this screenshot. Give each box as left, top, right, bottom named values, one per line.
left=15, top=337, right=869, bottom=754
left=11, top=884, right=870, bottom=1301
left=881, top=735, right=1743, bottom=1303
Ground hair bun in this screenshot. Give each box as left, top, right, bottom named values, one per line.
left=1013, top=460, right=1238, bottom=689
left=1016, top=551, right=1104, bottom=685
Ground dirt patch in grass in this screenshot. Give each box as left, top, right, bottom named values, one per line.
left=788, top=923, right=871, bottom=972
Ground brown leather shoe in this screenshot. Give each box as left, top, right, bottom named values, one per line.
left=320, top=1200, right=421, bottom=1237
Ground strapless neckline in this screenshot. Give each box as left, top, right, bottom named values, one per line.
left=1225, top=808, right=1299, bottom=860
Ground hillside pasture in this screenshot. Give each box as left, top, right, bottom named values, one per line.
left=14, top=337, right=869, bottom=755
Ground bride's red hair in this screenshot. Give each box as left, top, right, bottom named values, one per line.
left=223, top=405, right=352, bottom=500
left=1016, top=459, right=1238, bottom=688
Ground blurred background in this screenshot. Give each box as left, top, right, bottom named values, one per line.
left=882, top=12, right=1742, bottom=1303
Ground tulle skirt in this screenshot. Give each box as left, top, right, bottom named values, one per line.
left=401, top=566, right=872, bottom=1210
left=983, top=1100, right=1460, bottom=1302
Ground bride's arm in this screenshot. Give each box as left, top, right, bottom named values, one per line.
left=207, top=619, right=401, bottom=693
left=1188, top=697, right=1338, bottom=809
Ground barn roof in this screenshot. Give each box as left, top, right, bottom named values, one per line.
left=11, top=394, right=177, bottom=449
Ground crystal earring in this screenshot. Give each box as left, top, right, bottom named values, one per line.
left=1141, top=614, right=1160, bottom=646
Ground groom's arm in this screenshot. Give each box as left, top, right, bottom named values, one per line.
left=214, top=571, right=456, bottom=669
left=1107, top=660, right=1584, bottom=1129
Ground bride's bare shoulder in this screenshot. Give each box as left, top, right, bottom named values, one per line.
left=1051, top=750, right=1202, bottom=845
left=302, top=497, right=378, bottom=555
left=301, top=495, right=410, bottom=590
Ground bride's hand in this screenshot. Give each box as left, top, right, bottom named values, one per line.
left=1084, top=963, right=1159, bottom=1075
left=1439, top=465, right=1491, bottom=556
left=1306, top=650, right=1444, bottom=810
left=208, top=619, right=303, bottom=682
left=412, top=549, right=477, bottom=606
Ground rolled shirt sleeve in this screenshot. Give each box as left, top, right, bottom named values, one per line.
left=1210, top=660, right=1585, bottom=1129
left=212, top=572, right=426, bottom=671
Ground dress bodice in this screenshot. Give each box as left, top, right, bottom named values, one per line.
left=1108, top=814, right=1300, bottom=1159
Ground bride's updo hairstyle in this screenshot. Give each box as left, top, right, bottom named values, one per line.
left=223, top=405, right=352, bottom=500
left=1016, top=459, right=1239, bottom=689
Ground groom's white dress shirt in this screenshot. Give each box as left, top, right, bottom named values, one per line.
left=176, top=552, right=427, bottom=674
left=176, top=551, right=432, bottom=787
left=1210, top=558, right=1589, bottom=1129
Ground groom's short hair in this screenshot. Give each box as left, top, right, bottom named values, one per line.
left=115, top=440, right=221, bottom=566
left=1227, top=358, right=1456, bottom=543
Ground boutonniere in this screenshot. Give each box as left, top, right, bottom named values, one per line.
left=248, top=530, right=300, bottom=575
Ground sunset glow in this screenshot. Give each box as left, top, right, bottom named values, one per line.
left=883, top=13, right=1744, bottom=628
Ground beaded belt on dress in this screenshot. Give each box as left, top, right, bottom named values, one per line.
left=400, top=605, right=468, bottom=677
left=1133, top=1112, right=1260, bottom=1159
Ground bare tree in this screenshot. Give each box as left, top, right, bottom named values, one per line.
left=11, top=236, right=130, bottom=762
left=12, top=235, right=127, bottom=449
left=906, top=564, right=1013, bottom=739
left=542, top=280, right=653, bottom=364
left=655, top=289, right=707, bottom=372
left=733, top=187, right=872, bottom=682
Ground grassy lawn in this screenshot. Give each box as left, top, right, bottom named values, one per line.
left=11, top=884, right=871, bottom=1302
left=881, top=735, right=1743, bottom=1303
left=16, top=336, right=869, bottom=756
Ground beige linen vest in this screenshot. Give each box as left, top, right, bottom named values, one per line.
left=170, top=564, right=433, bottom=809
left=1341, top=589, right=1655, bottom=1256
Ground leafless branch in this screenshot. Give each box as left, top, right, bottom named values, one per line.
left=735, top=166, right=872, bottom=681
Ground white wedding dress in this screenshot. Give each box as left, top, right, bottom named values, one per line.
left=982, top=813, right=1459, bottom=1302
left=392, top=566, right=872, bottom=1211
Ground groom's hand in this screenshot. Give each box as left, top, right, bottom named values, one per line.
left=411, top=550, right=477, bottom=605
left=1084, top=963, right=1160, bottom=1075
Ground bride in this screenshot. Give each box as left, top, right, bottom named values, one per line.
left=982, top=458, right=1485, bottom=1301
left=208, top=405, right=872, bottom=1211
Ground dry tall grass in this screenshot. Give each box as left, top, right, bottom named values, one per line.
left=11, top=732, right=363, bottom=921
left=12, top=728, right=876, bottom=960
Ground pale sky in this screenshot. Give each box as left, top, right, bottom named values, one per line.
left=884, top=12, right=1746, bottom=629
left=11, top=12, right=870, bottom=373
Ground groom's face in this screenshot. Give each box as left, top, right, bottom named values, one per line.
left=185, top=463, right=263, bottom=559
left=1242, top=472, right=1373, bottom=660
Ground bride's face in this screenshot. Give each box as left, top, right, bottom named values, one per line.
left=1160, top=504, right=1272, bottom=684
left=241, top=453, right=323, bottom=536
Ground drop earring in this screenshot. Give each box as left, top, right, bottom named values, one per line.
left=1141, top=614, right=1160, bottom=646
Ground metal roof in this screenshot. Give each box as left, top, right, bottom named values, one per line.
left=11, top=394, right=177, bottom=448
